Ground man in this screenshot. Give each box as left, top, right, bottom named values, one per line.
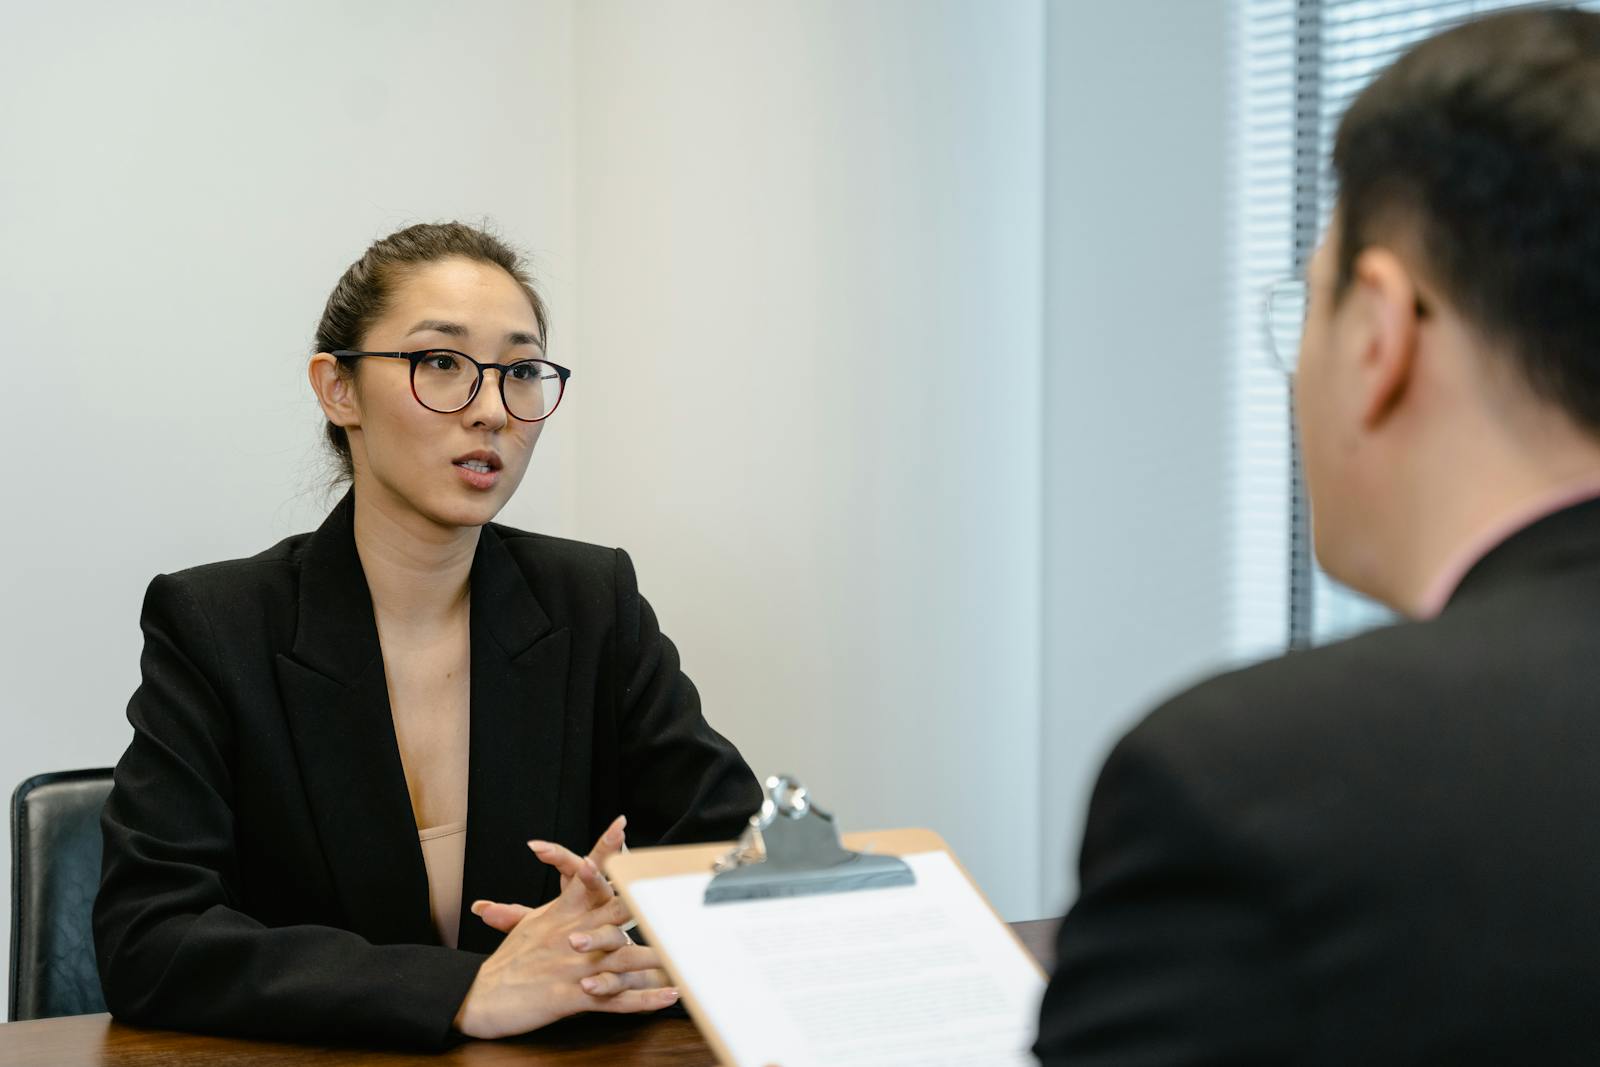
left=1037, top=8, right=1600, bottom=1064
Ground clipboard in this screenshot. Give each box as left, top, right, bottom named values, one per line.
left=606, top=776, right=1046, bottom=1067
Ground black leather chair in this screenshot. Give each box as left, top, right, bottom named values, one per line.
left=9, top=769, right=113, bottom=1021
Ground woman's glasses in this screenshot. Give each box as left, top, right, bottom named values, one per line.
left=333, top=349, right=571, bottom=423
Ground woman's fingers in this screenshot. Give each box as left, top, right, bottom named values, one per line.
left=572, top=855, right=615, bottom=907
left=598, top=895, right=632, bottom=928
left=530, top=816, right=625, bottom=889
left=528, top=839, right=588, bottom=883
left=579, top=967, right=672, bottom=997
left=582, top=985, right=680, bottom=1013
left=550, top=856, right=619, bottom=916
left=586, top=814, right=627, bottom=869
left=533, top=838, right=620, bottom=909
left=568, top=923, right=631, bottom=954
left=585, top=944, right=660, bottom=975
left=470, top=899, right=536, bottom=934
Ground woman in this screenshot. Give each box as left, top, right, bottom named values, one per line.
left=92, top=222, right=761, bottom=1047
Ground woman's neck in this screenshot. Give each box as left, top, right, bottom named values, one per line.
left=351, top=488, right=478, bottom=632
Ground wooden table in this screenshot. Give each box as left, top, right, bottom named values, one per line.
left=0, top=919, right=1059, bottom=1065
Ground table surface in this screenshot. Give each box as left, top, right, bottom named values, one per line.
left=0, top=919, right=1059, bottom=1066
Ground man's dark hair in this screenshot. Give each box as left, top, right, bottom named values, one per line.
left=1334, top=6, right=1600, bottom=429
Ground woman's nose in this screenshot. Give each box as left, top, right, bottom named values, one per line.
left=464, top=369, right=511, bottom=429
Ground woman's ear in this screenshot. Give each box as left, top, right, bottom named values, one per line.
left=1349, top=247, right=1423, bottom=429
left=308, top=353, right=360, bottom=430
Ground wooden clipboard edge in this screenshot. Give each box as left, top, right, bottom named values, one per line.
left=605, top=826, right=1045, bottom=1067
left=606, top=840, right=740, bottom=1067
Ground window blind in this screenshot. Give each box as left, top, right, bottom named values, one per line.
left=1228, top=0, right=1593, bottom=659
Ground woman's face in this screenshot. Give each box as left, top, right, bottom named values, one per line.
left=340, top=256, right=548, bottom=531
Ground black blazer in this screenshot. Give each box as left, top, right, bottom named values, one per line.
left=93, top=493, right=761, bottom=1048
left=1037, top=498, right=1600, bottom=1066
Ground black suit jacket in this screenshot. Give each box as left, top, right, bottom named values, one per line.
left=1037, top=498, right=1600, bottom=1065
left=93, top=493, right=761, bottom=1048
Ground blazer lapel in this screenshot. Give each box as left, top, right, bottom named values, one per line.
left=455, top=525, right=571, bottom=955
left=274, top=492, right=436, bottom=946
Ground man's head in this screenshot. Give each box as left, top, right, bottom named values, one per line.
left=1295, top=6, right=1600, bottom=613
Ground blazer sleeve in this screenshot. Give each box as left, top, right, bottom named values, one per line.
left=1034, top=717, right=1300, bottom=1067
left=93, top=574, right=484, bottom=1049
left=610, top=548, right=762, bottom=845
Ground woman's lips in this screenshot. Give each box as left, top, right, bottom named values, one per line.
left=453, top=458, right=500, bottom=490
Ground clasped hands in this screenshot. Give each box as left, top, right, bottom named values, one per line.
left=452, top=815, right=677, bottom=1039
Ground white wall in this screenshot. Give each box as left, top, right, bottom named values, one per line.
left=570, top=0, right=1045, bottom=920
left=1039, top=0, right=1233, bottom=912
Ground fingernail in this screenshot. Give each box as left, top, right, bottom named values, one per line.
left=581, top=977, right=600, bottom=994
left=470, top=900, right=488, bottom=916
left=528, top=840, right=549, bottom=853
left=570, top=933, right=592, bottom=951
left=664, top=988, right=680, bottom=1002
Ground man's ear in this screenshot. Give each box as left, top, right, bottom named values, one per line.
left=1348, top=247, right=1422, bottom=429
left=308, top=353, right=360, bottom=430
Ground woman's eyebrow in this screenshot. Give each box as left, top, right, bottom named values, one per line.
left=405, top=319, right=468, bottom=338
left=404, top=320, right=541, bottom=348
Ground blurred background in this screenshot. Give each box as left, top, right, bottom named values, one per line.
left=3, top=0, right=1548, bottom=972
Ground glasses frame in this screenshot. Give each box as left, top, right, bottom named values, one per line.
left=1262, top=278, right=1307, bottom=376
left=332, top=348, right=572, bottom=423
left=1261, top=275, right=1431, bottom=376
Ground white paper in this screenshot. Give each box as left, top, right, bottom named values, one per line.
left=629, top=850, right=1045, bottom=1067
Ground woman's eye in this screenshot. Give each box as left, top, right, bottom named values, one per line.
left=508, top=362, right=538, bottom=381
left=426, top=353, right=459, bottom=371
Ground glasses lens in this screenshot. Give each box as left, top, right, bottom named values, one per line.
left=1266, top=280, right=1308, bottom=374
left=502, top=361, right=563, bottom=422
left=413, top=351, right=478, bottom=412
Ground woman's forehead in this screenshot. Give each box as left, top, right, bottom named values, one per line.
left=388, top=257, right=540, bottom=328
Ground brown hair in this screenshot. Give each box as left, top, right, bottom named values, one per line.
left=313, top=221, right=549, bottom=483
left=1333, top=7, right=1600, bottom=428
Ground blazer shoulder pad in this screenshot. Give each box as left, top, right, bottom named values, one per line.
left=149, top=531, right=311, bottom=614
left=1123, top=618, right=1461, bottom=814
left=486, top=523, right=621, bottom=589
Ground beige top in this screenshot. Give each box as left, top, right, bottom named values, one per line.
left=419, top=820, right=468, bottom=949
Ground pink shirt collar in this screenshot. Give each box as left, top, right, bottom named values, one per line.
left=1416, top=476, right=1600, bottom=618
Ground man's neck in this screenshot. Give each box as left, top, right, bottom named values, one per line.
left=351, top=487, right=479, bottom=632
left=1390, top=442, right=1600, bottom=617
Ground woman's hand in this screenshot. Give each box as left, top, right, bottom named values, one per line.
left=470, top=814, right=630, bottom=932
left=453, top=817, right=675, bottom=1040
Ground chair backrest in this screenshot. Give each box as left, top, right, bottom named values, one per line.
left=9, top=769, right=113, bottom=1021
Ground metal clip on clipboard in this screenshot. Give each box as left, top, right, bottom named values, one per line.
left=704, top=775, right=915, bottom=904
